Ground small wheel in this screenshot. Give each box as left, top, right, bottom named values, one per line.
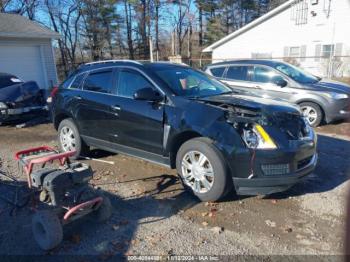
left=299, top=102, right=323, bottom=127
left=58, top=118, right=89, bottom=159
left=176, top=137, right=232, bottom=202
left=32, top=210, right=63, bottom=250
left=91, top=196, right=112, bottom=223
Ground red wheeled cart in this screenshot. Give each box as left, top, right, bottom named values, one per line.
left=15, top=146, right=112, bottom=250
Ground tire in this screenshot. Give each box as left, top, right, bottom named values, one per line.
left=58, top=118, right=89, bottom=159
left=91, top=196, right=112, bottom=223
left=299, top=102, right=323, bottom=127
left=32, top=210, right=63, bottom=250
left=176, top=137, right=232, bottom=202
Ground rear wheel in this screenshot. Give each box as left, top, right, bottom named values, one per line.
left=299, top=102, right=323, bottom=127
left=176, top=137, right=232, bottom=202
left=58, top=118, right=89, bottom=159
left=32, top=210, right=63, bottom=250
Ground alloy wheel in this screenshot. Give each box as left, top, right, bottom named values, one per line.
left=181, top=151, right=214, bottom=193
left=60, top=126, right=76, bottom=152
left=301, top=106, right=318, bottom=126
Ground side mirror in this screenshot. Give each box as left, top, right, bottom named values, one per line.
left=133, top=87, right=163, bottom=102
left=273, top=77, right=288, bottom=88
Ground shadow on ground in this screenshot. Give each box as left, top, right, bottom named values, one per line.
left=0, top=168, right=198, bottom=259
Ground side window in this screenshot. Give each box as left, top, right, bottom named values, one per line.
left=225, top=66, right=250, bottom=81
left=83, top=70, right=113, bottom=93
left=253, top=66, right=280, bottom=84
left=118, top=69, right=152, bottom=98
left=210, top=67, right=225, bottom=78
left=69, top=73, right=85, bottom=89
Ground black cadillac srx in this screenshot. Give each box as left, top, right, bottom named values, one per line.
left=51, top=60, right=317, bottom=201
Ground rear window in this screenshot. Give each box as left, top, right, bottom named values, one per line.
left=209, top=67, right=225, bottom=78
left=83, top=70, right=113, bottom=93
left=225, top=66, right=250, bottom=81
left=70, top=73, right=86, bottom=89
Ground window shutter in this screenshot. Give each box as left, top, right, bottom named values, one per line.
left=335, top=43, right=343, bottom=57
left=283, top=46, right=289, bottom=58
left=300, top=45, right=307, bottom=61
left=315, top=44, right=321, bottom=61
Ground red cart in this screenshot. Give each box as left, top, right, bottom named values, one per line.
left=15, top=146, right=112, bottom=250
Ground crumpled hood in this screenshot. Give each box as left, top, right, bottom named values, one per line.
left=305, top=79, right=350, bottom=94
left=200, top=93, right=301, bottom=115
left=0, top=81, right=42, bottom=106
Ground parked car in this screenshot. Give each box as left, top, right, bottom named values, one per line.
left=205, top=60, right=350, bottom=127
left=0, top=72, right=47, bottom=124
left=52, top=60, right=317, bottom=202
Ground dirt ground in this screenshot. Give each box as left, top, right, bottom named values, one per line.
left=0, top=121, right=349, bottom=260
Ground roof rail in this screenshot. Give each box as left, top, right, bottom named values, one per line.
left=154, top=61, right=190, bottom=66
left=84, top=59, right=143, bottom=66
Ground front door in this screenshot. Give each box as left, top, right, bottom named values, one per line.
left=251, top=66, right=294, bottom=101
left=111, top=68, right=164, bottom=155
left=221, top=65, right=262, bottom=96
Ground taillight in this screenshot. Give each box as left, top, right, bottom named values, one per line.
left=50, top=86, right=59, bottom=98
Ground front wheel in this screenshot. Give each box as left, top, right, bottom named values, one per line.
left=299, top=102, right=323, bottom=127
left=176, top=137, right=232, bottom=202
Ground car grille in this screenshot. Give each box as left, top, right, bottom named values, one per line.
left=261, top=163, right=290, bottom=176
left=297, top=155, right=313, bottom=170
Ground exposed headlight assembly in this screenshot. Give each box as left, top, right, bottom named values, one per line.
left=0, top=102, right=8, bottom=110
left=325, top=92, right=348, bottom=99
left=242, top=124, right=277, bottom=149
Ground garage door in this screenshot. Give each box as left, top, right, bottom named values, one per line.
left=0, top=45, right=46, bottom=89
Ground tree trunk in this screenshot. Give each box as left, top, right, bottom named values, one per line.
left=124, top=0, right=134, bottom=59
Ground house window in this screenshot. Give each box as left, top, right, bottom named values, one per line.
left=289, top=47, right=301, bottom=57
left=291, top=0, right=308, bottom=25
left=322, top=44, right=334, bottom=58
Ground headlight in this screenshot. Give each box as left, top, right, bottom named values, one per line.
left=0, top=102, right=8, bottom=109
left=325, top=92, right=348, bottom=99
left=242, top=124, right=277, bottom=149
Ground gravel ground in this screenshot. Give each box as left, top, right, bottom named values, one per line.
left=0, top=122, right=349, bottom=260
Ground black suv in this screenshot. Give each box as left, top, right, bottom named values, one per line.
left=52, top=60, right=318, bottom=201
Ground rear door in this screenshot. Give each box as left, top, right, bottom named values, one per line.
left=111, top=68, right=164, bottom=155
left=75, top=68, right=117, bottom=141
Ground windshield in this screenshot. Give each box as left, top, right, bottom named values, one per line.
left=153, top=67, right=233, bottom=98
left=273, top=62, right=320, bottom=84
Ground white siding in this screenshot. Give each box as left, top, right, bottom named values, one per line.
left=211, top=0, right=350, bottom=77
left=0, top=37, right=58, bottom=89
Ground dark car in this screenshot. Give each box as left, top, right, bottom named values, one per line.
left=205, top=60, right=350, bottom=127
left=0, top=72, right=47, bottom=124
left=52, top=60, right=317, bottom=201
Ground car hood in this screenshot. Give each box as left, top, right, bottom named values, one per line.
left=0, top=81, right=43, bottom=106
left=305, top=79, right=350, bottom=94
left=200, top=93, right=301, bottom=115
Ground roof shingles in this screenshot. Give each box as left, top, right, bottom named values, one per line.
left=0, top=13, right=60, bottom=39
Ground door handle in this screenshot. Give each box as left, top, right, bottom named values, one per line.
left=111, top=105, right=121, bottom=111
left=74, top=95, right=82, bottom=100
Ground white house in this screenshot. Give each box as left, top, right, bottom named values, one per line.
left=203, top=0, right=350, bottom=77
left=0, top=13, right=60, bottom=89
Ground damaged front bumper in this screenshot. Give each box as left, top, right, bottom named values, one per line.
left=0, top=105, right=48, bottom=122
left=229, top=133, right=318, bottom=196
